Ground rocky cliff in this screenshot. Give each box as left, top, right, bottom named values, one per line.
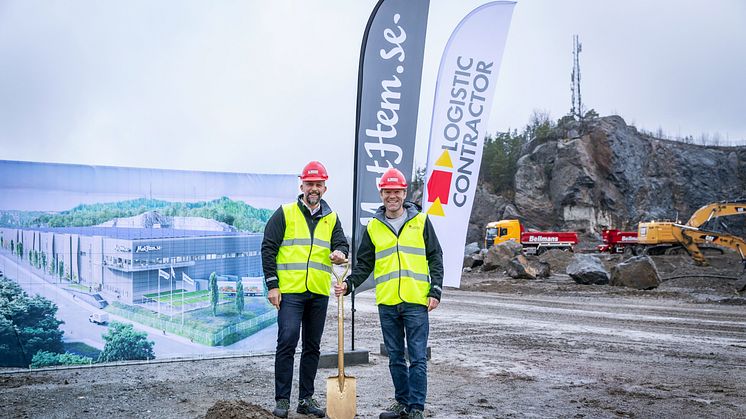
left=468, top=115, right=746, bottom=244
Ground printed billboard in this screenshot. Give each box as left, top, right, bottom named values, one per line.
left=0, top=160, right=296, bottom=367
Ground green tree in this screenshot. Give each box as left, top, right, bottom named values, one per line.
left=0, top=278, right=64, bottom=367
left=58, top=261, right=65, bottom=278
left=31, top=351, right=92, bottom=368
left=10, top=240, right=14, bottom=253
left=17, top=242, right=23, bottom=259
left=209, top=272, right=218, bottom=316
left=98, top=322, right=155, bottom=362
left=235, top=279, right=245, bottom=315
left=480, top=130, right=526, bottom=196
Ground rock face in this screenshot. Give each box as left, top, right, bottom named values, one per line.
left=566, top=254, right=610, bottom=285
left=466, top=115, right=746, bottom=244
left=610, top=256, right=661, bottom=290
left=467, top=185, right=513, bottom=246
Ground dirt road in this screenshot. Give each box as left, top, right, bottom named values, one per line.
left=2, top=267, right=745, bottom=418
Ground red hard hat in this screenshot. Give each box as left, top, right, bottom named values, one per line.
left=299, top=161, right=329, bottom=181
left=378, top=167, right=408, bottom=190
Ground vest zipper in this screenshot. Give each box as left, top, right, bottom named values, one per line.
left=394, top=224, right=404, bottom=304
left=305, top=217, right=316, bottom=293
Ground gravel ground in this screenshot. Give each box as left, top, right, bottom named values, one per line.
left=2, top=255, right=745, bottom=418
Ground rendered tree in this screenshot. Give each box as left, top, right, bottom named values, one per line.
left=0, top=278, right=64, bottom=367
left=235, top=279, right=245, bottom=315
left=98, top=322, right=155, bottom=362
left=209, top=272, right=218, bottom=316
left=31, top=351, right=92, bottom=368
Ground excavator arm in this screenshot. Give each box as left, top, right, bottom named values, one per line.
left=685, top=199, right=746, bottom=228
left=672, top=224, right=746, bottom=267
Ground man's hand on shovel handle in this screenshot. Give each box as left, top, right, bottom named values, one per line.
left=333, top=281, right=347, bottom=297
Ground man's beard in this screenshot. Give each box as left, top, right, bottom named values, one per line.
left=305, top=192, right=320, bottom=206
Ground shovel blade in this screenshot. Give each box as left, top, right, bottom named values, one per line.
left=326, top=375, right=356, bottom=419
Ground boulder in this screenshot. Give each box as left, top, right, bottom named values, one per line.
left=464, top=242, right=480, bottom=256
left=463, top=255, right=477, bottom=269
left=566, top=254, right=610, bottom=285
left=538, top=249, right=575, bottom=273
left=506, top=255, right=551, bottom=279
left=610, top=255, right=661, bottom=290
left=735, top=276, right=746, bottom=293
left=482, top=241, right=523, bottom=272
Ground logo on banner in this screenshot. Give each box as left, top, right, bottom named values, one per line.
left=426, top=151, right=453, bottom=217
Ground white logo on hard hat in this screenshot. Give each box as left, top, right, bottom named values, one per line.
left=388, top=177, right=397, bottom=182
left=309, top=170, right=318, bottom=174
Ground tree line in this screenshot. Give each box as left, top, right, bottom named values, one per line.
left=0, top=197, right=273, bottom=232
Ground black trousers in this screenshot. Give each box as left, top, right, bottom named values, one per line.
left=274, top=291, right=329, bottom=401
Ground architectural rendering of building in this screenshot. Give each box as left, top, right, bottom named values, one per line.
left=0, top=226, right=262, bottom=305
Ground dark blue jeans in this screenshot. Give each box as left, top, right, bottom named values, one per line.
left=275, top=291, right=329, bottom=401
left=378, top=302, right=429, bottom=412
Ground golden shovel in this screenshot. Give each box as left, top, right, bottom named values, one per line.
left=326, top=262, right=356, bottom=419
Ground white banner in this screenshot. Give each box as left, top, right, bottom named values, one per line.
left=423, top=2, right=515, bottom=288
left=158, top=269, right=170, bottom=280
left=182, top=272, right=194, bottom=285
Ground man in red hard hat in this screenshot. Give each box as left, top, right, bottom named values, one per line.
left=262, top=160, right=348, bottom=418
left=334, top=167, right=443, bottom=419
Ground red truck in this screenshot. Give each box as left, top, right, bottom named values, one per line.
left=485, top=219, right=579, bottom=255
left=597, top=229, right=639, bottom=255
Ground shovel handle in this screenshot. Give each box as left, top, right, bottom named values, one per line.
left=332, top=263, right=349, bottom=382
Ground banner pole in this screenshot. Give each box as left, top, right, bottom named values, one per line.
left=351, top=0, right=386, bottom=352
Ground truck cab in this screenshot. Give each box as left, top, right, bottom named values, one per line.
left=485, top=219, right=578, bottom=254
left=484, top=220, right=522, bottom=248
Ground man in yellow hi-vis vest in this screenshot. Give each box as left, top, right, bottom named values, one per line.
left=262, top=161, right=348, bottom=418
left=334, top=167, right=443, bottom=419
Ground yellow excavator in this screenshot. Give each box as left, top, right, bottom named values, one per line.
left=638, top=199, right=746, bottom=266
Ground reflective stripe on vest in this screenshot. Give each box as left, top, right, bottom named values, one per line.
left=367, top=212, right=430, bottom=306
left=276, top=203, right=336, bottom=295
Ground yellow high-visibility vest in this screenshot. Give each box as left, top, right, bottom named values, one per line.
left=276, top=203, right=336, bottom=295
left=367, top=213, right=430, bottom=306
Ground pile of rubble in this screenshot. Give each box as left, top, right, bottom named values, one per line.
left=463, top=242, right=745, bottom=292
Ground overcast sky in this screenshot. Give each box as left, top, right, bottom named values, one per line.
left=1, top=0, right=744, bottom=229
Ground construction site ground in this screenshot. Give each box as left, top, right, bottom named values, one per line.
left=2, top=254, right=745, bottom=418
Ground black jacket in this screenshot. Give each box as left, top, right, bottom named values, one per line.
left=261, top=195, right=349, bottom=291
left=345, top=201, right=443, bottom=301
